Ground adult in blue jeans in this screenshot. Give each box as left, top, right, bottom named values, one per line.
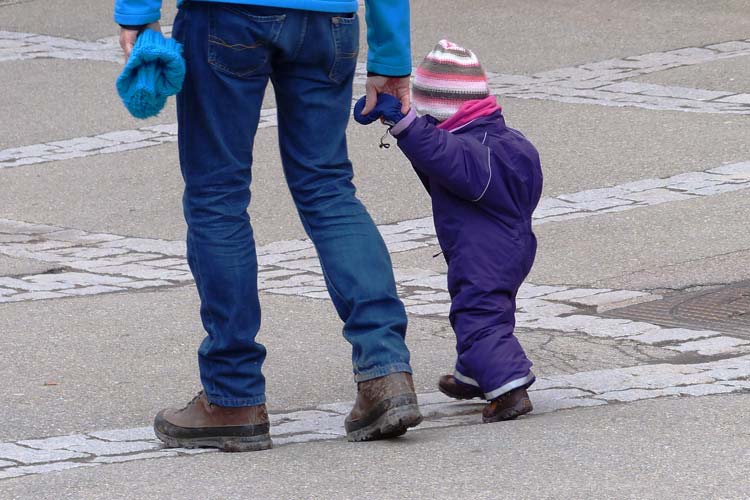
left=116, top=0, right=422, bottom=451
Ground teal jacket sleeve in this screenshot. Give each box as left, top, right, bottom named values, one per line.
left=114, top=0, right=162, bottom=25
left=364, top=0, right=411, bottom=76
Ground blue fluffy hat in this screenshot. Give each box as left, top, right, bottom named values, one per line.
left=116, top=29, right=185, bottom=119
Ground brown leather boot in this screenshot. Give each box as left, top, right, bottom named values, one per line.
left=438, top=374, right=484, bottom=400
left=153, top=392, right=272, bottom=452
left=482, top=387, right=533, bottom=423
left=345, top=372, right=423, bottom=442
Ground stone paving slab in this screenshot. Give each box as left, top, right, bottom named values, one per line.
left=3, top=116, right=748, bottom=254
left=4, top=0, right=750, bottom=495
left=0, top=126, right=428, bottom=245
left=0, top=254, right=56, bottom=276
left=1, top=242, right=714, bottom=441
left=5, top=390, right=747, bottom=499
left=0, top=287, right=456, bottom=441
left=0, top=145, right=188, bottom=240
left=636, top=55, right=750, bottom=95
left=0, top=0, right=178, bottom=40
left=410, top=0, right=750, bottom=75
left=596, top=248, right=750, bottom=293
left=5, top=154, right=750, bottom=304
left=0, top=59, right=176, bottom=150
left=4, top=35, right=750, bottom=167
left=1, top=363, right=749, bottom=486
left=530, top=188, right=750, bottom=288
left=3, top=236, right=737, bottom=439
left=503, top=99, right=750, bottom=197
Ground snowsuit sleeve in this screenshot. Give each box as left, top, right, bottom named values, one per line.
left=364, top=0, right=412, bottom=76
left=114, top=0, right=162, bottom=25
left=394, top=116, right=491, bottom=202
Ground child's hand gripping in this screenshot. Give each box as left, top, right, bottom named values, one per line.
left=353, top=94, right=407, bottom=127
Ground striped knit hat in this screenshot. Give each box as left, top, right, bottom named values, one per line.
left=412, top=40, right=490, bottom=121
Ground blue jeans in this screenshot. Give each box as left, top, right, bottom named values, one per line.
left=171, top=2, right=412, bottom=407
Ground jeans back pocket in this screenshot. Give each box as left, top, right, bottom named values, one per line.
left=208, top=5, right=286, bottom=79
left=329, top=14, right=359, bottom=84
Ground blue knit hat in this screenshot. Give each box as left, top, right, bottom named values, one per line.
left=116, top=29, right=185, bottom=119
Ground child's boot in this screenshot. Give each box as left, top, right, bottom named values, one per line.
left=482, top=387, right=533, bottom=423
left=438, top=374, right=484, bottom=400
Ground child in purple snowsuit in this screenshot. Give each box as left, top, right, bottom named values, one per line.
left=355, top=40, right=542, bottom=422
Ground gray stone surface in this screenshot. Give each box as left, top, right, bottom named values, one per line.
left=0, top=254, right=55, bottom=276
left=410, top=0, right=750, bottom=74
left=0, top=59, right=176, bottom=150
left=597, top=248, right=750, bottom=293
left=0, top=125, right=429, bottom=245
left=3, top=394, right=750, bottom=498
left=502, top=98, right=750, bottom=198
left=530, top=190, right=750, bottom=288
left=4, top=0, right=750, bottom=494
left=636, top=56, right=750, bottom=95
left=0, top=444, right=86, bottom=465
left=0, top=0, right=178, bottom=40
left=0, top=287, right=455, bottom=441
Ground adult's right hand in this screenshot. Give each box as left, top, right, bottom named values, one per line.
left=353, top=94, right=406, bottom=126
left=119, top=21, right=161, bottom=62
left=363, top=75, right=411, bottom=115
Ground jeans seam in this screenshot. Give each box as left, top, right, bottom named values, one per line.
left=177, top=8, right=216, bottom=392
left=289, top=13, right=308, bottom=61
left=328, top=14, right=358, bottom=83
left=186, top=233, right=218, bottom=398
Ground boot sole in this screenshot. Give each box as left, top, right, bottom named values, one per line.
left=438, top=385, right=484, bottom=401
left=155, top=428, right=273, bottom=453
left=482, top=397, right=533, bottom=424
left=346, top=404, right=423, bottom=442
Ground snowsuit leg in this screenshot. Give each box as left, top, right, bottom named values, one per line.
left=449, top=231, right=537, bottom=400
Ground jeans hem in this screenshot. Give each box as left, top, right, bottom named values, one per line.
left=354, top=363, right=412, bottom=383
left=204, top=392, right=267, bottom=407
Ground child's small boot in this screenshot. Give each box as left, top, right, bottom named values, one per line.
left=438, top=374, right=484, bottom=400
left=482, top=387, right=533, bottom=423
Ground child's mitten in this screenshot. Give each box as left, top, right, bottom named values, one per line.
left=353, top=94, right=407, bottom=127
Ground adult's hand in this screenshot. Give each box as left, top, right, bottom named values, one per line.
left=119, top=22, right=161, bottom=62
left=363, top=75, right=411, bottom=115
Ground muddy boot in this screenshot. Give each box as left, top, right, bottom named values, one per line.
left=345, top=372, right=423, bottom=442
left=482, top=387, right=533, bottom=423
left=153, top=391, right=272, bottom=452
left=438, top=374, right=484, bottom=400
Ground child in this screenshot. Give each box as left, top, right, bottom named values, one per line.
left=354, top=40, right=542, bottom=422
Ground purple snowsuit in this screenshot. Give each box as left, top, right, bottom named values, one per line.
left=392, top=104, right=543, bottom=400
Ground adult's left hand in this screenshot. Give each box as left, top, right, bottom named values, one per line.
left=119, top=21, right=162, bottom=62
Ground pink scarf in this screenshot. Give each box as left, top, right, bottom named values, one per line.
left=436, top=96, right=501, bottom=131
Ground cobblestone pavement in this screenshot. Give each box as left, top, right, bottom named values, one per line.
left=1, top=0, right=749, bottom=492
